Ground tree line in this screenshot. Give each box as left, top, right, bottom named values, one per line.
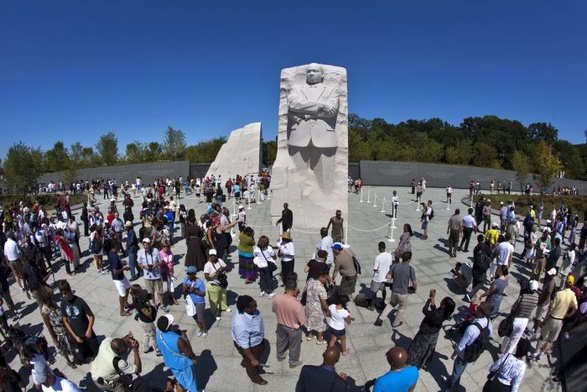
left=348, top=114, right=586, bottom=182
left=1, top=115, right=585, bottom=195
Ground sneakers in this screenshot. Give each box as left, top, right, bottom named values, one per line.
left=196, top=331, right=203, bottom=337
left=465, top=293, right=472, bottom=302
left=289, top=361, right=303, bottom=369
left=529, top=352, right=543, bottom=361
left=225, top=308, right=232, bottom=313
left=268, top=292, right=276, bottom=299
left=201, top=332, right=208, bottom=338
left=160, top=306, right=169, bottom=313
left=373, top=319, right=383, bottom=327
left=260, top=291, right=265, bottom=297
left=216, top=316, right=221, bottom=321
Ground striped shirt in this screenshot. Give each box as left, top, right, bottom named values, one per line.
left=514, top=293, right=539, bottom=318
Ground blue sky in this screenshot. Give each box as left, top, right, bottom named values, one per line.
left=1, top=1, right=585, bottom=160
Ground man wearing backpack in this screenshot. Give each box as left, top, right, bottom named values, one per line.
left=442, top=302, right=493, bottom=391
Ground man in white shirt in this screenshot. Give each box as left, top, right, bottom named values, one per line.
left=3, top=231, right=24, bottom=290
left=137, top=238, right=164, bottom=310
left=443, top=302, right=493, bottom=391
left=459, top=208, right=477, bottom=252
left=491, top=235, right=514, bottom=279
left=316, top=227, right=334, bottom=267
left=369, top=242, right=392, bottom=311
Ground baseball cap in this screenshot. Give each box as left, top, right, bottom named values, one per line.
left=162, top=314, right=174, bottom=330
left=567, top=275, right=575, bottom=285
left=543, top=227, right=551, bottom=233
left=492, top=222, right=499, bottom=228
left=125, top=221, right=133, bottom=228
left=238, top=205, right=244, bottom=209
left=186, top=266, right=197, bottom=274
left=208, top=249, right=217, bottom=256
left=546, top=268, right=557, bottom=276
left=332, top=242, right=344, bottom=250
left=529, top=280, right=539, bottom=292
left=142, top=238, right=151, bottom=243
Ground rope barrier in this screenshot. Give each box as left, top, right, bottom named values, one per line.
left=347, top=223, right=390, bottom=233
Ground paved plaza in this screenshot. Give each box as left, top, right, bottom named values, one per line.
left=6, top=186, right=566, bottom=392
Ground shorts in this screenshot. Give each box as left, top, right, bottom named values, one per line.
left=540, top=317, right=563, bottom=342
left=534, top=303, right=550, bottom=322
left=328, top=326, right=346, bottom=337
left=370, top=280, right=386, bottom=293
left=9, top=259, right=23, bottom=278
left=421, top=221, right=428, bottom=230
left=113, top=278, right=131, bottom=297
left=144, top=279, right=163, bottom=296
left=195, top=303, right=206, bottom=324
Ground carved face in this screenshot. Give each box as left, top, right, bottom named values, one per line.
left=306, top=66, right=323, bottom=84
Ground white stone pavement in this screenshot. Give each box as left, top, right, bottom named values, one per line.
left=5, top=186, right=562, bottom=392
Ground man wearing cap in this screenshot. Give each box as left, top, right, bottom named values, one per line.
left=183, top=265, right=208, bottom=337
left=231, top=295, right=268, bottom=385
left=532, top=228, right=551, bottom=281
left=156, top=314, right=199, bottom=392
left=531, top=281, right=578, bottom=361
left=501, top=280, right=539, bottom=354
left=111, top=212, right=125, bottom=253
left=484, top=222, right=499, bottom=248
left=545, top=237, right=561, bottom=273
left=137, top=238, right=165, bottom=310
left=125, top=221, right=141, bottom=281
left=91, top=333, right=143, bottom=392
left=327, top=210, right=344, bottom=243
left=276, top=203, right=293, bottom=233
left=531, top=267, right=557, bottom=339
left=331, top=243, right=357, bottom=298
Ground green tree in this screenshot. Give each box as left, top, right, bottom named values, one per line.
left=3, top=142, right=43, bottom=195
left=44, top=141, right=71, bottom=172
left=527, top=122, right=558, bottom=142
left=144, top=142, right=163, bottom=162
left=162, top=126, right=187, bottom=160
left=82, top=147, right=98, bottom=167
left=475, top=142, right=499, bottom=168
left=262, top=140, right=277, bottom=165
left=125, top=142, right=145, bottom=164
left=95, top=131, right=119, bottom=165
left=512, top=150, right=531, bottom=192
left=533, top=141, right=562, bottom=193
left=185, top=137, right=226, bottom=163
left=70, top=142, right=84, bottom=167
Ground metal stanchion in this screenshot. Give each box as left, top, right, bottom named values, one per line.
left=360, top=188, right=364, bottom=203
left=380, top=197, right=386, bottom=213
left=373, top=194, right=378, bottom=208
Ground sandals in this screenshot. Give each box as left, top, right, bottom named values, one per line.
left=316, top=340, right=327, bottom=345
left=306, top=335, right=316, bottom=341
left=120, top=311, right=132, bottom=317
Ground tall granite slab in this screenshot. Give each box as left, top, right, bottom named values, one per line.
left=205, top=122, right=262, bottom=182
left=271, top=63, right=348, bottom=230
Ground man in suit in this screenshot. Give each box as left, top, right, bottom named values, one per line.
left=276, top=203, right=294, bottom=232
left=296, top=346, right=358, bottom=392
left=287, top=63, right=340, bottom=148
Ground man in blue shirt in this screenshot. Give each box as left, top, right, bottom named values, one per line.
left=231, top=295, right=267, bottom=385
left=365, top=347, right=418, bottom=392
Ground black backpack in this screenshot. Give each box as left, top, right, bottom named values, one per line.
left=463, top=318, right=490, bottom=363
left=429, top=208, right=435, bottom=220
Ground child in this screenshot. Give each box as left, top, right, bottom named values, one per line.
left=129, top=284, right=161, bottom=356
left=159, top=243, right=178, bottom=311
left=327, top=295, right=353, bottom=355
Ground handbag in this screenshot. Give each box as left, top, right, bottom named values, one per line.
left=352, top=256, right=362, bottom=275
left=497, top=313, right=514, bottom=337
left=261, top=249, right=278, bottom=273
left=112, top=356, right=151, bottom=392
left=487, top=354, right=509, bottom=381
left=212, top=263, right=228, bottom=289
left=184, top=291, right=197, bottom=317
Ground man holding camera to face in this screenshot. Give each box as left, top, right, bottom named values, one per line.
left=137, top=238, right=165, bottom=311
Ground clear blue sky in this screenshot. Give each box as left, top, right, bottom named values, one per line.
left=1, top=1, right=585, bottom=160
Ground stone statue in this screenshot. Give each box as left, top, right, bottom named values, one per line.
left=271, top=63, right=348, bottom=230
left=287, top=64, right=340, bottom=148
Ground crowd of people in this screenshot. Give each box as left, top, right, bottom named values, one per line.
left=0, top=176, right=585, bottom=392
